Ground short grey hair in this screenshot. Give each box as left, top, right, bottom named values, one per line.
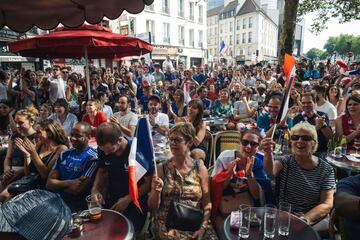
left=290, top=122, right=318, bottom=153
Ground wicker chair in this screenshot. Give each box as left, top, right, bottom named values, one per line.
left=213, top=130, right=241, bottom=162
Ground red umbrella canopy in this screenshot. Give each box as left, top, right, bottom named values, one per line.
left=8, top=25, right=152, bottom=59
left=0, top=0, right=154, bottom=33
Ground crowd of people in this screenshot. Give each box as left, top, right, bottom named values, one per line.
left=0, top=55, right=359, bottom=239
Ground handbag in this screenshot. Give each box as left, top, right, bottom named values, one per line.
left=163, top=162, right=203, bottom=232
left=8, top=173, right=39, bottom=196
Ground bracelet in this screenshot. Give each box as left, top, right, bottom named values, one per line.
left=200, top=224, right=208, bottom=230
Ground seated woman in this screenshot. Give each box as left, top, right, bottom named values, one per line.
left=0, top=100, right=16, bottom=135
left=148, top=123, right=218, bottom=240
left=335, top=94, right=360, bottom=151
left=39, top=103, right=53, bottom=123
left=211, top=126, right=270, bottom=237
left=174, top=99, right=209, bottom=166
left=82, top=99, right=107, bottom=137
left=213, top=88, right=235, bottom=130
left=0, top=106, right=38, bottom=193
left=168, top=89, right=187, bottom=121
left=262, top=122, right=336, bottom=235
left=0, top=119, right=69, bottom=202
left=48, top=99, right=78, bottom=136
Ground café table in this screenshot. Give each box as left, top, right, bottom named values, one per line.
left=326, top=151, right=360, bottom=172
left=64, top=209, right=134, bottom=240
left=223, top=207, right=320, bottom=240
left=202, top=117, right=229, bottom=127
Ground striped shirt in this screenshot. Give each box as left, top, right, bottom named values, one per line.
left=277, top=155, right=335, bottom=213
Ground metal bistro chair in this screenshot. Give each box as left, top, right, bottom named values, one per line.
left=213, top=131, right=241, bottom=164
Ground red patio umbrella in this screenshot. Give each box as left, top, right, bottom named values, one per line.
left=8, top=24, right=152, bottom=97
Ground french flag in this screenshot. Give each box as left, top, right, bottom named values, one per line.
left=275, top=53, right=297, bottom=125
left=128, top=117, right=155, bottom=211
left=219, top=40, right=228, bottom=57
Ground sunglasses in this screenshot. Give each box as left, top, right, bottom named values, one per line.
left=240, top=139, right=259, bottom=147
left=290, top=135, right=313, bottom=141
left=62, top=71, right=69, bottom=74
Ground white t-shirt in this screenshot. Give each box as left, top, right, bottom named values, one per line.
left=316, top=101, right=337, bottom=120
left=113, top=111, right=138, bottom=138
left=0, top=82, right=8, bottom=100
left=233, top=100, right=258, bottom=122
left=151, top=113, right=169, bottom=144
left=48, top=76, right=66, bottom=103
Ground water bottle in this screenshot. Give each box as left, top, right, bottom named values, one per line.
left=282, top=131, right=290, bottom=154
left=340, top=136, right=347, bottom=155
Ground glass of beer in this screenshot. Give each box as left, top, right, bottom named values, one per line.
left=86, top=193, right=103, bottom=221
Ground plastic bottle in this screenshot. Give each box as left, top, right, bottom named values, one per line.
left=282, top=131, right=290, bottom=154
left=340, top=136, right=347, bottom=155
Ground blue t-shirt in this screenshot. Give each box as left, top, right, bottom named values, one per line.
left=193, top=73, right=207, bottom=85
left=54, top=146, right=98, bottom=180
left=202, top=98, right=212, bottom=111
left=164, top=72, right=176, bottom=82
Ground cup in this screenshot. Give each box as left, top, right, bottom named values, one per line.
left=278, top=202, right=291, bottom=236
left=238, top=204, right=251, bottom=239
left=86, top=193, right=103, bottom=221
left=264, top=205, right=277, bottom=239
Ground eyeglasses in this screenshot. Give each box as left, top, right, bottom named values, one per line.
left=169, top=137, right=186, bottom=144
left=240, top=139, right=259, bottom=147
left=290, top=135, right=313, bottom=142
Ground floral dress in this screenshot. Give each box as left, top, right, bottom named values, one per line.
left=155, top=159, right=218, bottom=240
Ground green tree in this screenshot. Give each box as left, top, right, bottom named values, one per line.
left=305, top=48, right=325, bottom=60
left=298, top=0, right=360, bottom=34
left=323, top=34, right=360, bottom=58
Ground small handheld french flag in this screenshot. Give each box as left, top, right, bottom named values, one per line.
left=219, top=40, right=228, bottom=57
left=128, top=117, right=155, bottom=211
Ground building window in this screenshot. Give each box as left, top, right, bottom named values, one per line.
left=162, top=0, right=170, bottom=15
left=198, top=5, right=203, bottom=23
left=229, top=35, right=232, bottom=45
left=189, top=2, right=194, bottom=21
left=129, top=17, right=136, bottom=35
left=236, top=19, right=240, bottom=30
left=248, top=46, right=252, bottom=55
left=229, top=21, right=233, bottom=31
left=242, top=33, right=246, bottom=43
left=146, top=20, right=155, bottom=42
left=163, top=23, right=170, bottom=44
left=178, top=0, right=184, bottom=17
left=240, top=49, right=244, bottom=55
left=243, top=18, right=246, bottom=29
left=178, top=25, right=184, bottom=45
left=145, top=3, right=154, bottom=11
left=236, top=34, right=240, bottom=44
left=189, top=29, right=194, bottom=47
left=249, top=17, right=253, bottom=28
left=198, top=30, right=203, bottom=48
left=248, top=32, right=252, bottom=43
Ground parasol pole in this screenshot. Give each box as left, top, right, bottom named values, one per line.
left=84, top=47, right=91, bottom=99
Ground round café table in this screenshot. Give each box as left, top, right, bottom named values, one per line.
left=64, top=209, right=134, bottom=240
left=223, top=207, right=320, bottom=240
left=326, top=151, right=360, bottom=172
left=202, top=117, right=229, bottom=127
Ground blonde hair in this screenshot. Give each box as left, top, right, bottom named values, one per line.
left=16, top=105, right=39, bottom=125
left=169, top=122, right=196, bottom=142
left=290, top=122, right=318, bottom=153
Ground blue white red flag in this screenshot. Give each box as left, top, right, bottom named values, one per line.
left=128, top=117, right=155, bottom=211
left=276, top=53, right=296, bottom=125
left=219, top=40, right=228, bottom=57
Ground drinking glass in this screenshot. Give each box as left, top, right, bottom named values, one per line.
left=354, top=138, right=360, bottom=156
left=264, top=205, right=277, bottom=239
left=278, top=202, right=291, bottom=236
left=86, top=193, right=103, bottom=221
left=238, top=204, right=251, bottom=239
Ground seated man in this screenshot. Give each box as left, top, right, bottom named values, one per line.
left=92, top=122, right=152, bottom=233
left=111, top=95, right=138, bottom=138
left=334, top=175, right=360, bottom=240
left=147, top=95, right=169, bottom=145
left=46, top=122, right=98, bottom=212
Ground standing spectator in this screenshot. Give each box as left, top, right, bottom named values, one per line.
left=46, top=122, right=98, bottom=212
left=110, top=95, right=138, bottom=138
left=48, top=65, right=66, bottom=104
left=162, top=55, right=174, bottom=72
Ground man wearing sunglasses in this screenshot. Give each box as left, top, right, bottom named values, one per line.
left=48, top=65, right=66, bottom=104
left=293, top=93, right=333, bottom=155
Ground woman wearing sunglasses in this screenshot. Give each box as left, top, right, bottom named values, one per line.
left=262, top=121, right=335, bottom=236
left=211, top=126, right=270, bottom=237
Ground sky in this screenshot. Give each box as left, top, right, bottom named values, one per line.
left=303, top=13, right=360, bottom=52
